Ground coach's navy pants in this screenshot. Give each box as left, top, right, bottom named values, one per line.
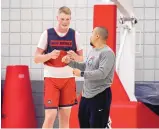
left=78, top=87, right=112, bottom=128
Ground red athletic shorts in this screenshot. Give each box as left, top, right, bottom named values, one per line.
left=44, top=77, right=77, bottom=109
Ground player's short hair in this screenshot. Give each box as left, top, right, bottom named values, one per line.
left=96, top=27, right=108, bottom=40
left=58, top=6, right=71, bottom=15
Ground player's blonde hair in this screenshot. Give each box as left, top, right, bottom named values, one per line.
left=58, top=6, right=71, bottom=15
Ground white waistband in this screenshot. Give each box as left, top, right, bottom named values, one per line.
left=44, top=65, right=74, bottom=78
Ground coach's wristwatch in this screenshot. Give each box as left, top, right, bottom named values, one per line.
left=81, top=71, right=84, bottom=77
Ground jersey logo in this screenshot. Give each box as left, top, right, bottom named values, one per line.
left=50, top=40, right=72, bottom=47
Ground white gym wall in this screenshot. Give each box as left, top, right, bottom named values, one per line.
left=1, top=0, right=159, bottom=82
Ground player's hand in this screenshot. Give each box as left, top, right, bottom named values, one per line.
left=49, top=50, right=60, bottom=59
left=62, top=55, right=71, bottom=64
left=73, top=69, right=81, bottom=77
left=67, top=50, right=78, bottom=61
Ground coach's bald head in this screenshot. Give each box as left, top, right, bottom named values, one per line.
left=90, top=27, right=108, bottom=47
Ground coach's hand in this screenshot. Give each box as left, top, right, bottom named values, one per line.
left=62, top=55, right=71, bottom=64
left=67, top=50, right=78, bottom=61
left=73, top=69, right=81, bottom=77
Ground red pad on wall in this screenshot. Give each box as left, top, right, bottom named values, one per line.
left=93, top=5, right=129, bottom=102
left=93, top=4, right=117, bottom=53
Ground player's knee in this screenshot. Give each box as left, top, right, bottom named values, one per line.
left=59, top=108, right=71, bottom=119
left=45, top=109, right=57, bottom=121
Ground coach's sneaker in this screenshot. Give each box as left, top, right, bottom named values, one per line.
left=106, top=117, right=112, bottom=129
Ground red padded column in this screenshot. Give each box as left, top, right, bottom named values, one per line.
left=93, top=4, right=129, bottom=102
left=93, top=4, right=117, bottom=53
left=2, top=65, right=37, bottom=128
